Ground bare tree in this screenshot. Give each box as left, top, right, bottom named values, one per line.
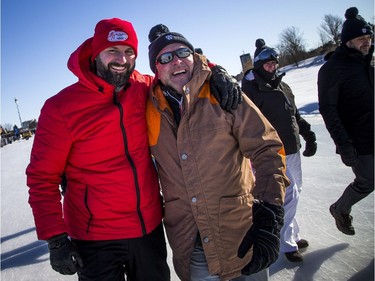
left=319, top=14, right=343, bottom=45
left=2, top=123, right=14, bottom=132
left=278, top=26, right=306, bottom=67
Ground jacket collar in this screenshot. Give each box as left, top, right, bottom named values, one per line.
left=152, top=53, right=211, bottom=107
left=250, top=69, right=283, bottom=91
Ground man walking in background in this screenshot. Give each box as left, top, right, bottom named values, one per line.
left=318, top=7, right=374, bottom=236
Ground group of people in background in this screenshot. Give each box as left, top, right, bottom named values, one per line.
left=25, top=5, right=373, bottom=281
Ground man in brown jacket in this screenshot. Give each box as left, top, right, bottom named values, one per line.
left=146, top=24, right=290, bottom=281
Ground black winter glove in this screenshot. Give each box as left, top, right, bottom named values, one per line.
left=238, top=200, right=284, bottom=275
left=210, top=65, right=243, bottom=111
left=337, top=142, right=358, bottom=167
left=303, top=140, right=317, bottom=157
left=302, top=131, right=317, bottom=157
left=48, top=233, right=83, bottom=275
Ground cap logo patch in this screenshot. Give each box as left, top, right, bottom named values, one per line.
left=107, top=30, right=128, bottom=42
left=165, top=34, right=174, bottom=41
left=362, top=28, right=368, bottom=34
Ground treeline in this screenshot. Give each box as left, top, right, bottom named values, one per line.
left=276, top=14, right=374, bottom=67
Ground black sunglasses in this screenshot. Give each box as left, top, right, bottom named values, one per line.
left=156, top=47, right=193, bottom=65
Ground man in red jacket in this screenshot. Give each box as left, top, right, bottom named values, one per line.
left=26, top=18, right=241, bottom=280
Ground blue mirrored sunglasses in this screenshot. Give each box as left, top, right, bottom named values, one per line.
left=156, top=47, right=193, bottom=65
left=254, top=48, right=279, bottom=63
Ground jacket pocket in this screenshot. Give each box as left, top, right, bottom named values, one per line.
left=163, top=198, right=195, bottom=257
left=218, top=193, right=253, bottom=260
left=63, top=181, right=92, bottom=232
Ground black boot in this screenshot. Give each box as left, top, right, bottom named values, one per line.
left=329, top=204, right=355, bottom=235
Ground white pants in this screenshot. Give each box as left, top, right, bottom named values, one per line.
left=280, top=151, right=303, bottom=253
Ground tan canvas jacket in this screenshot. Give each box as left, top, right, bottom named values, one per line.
left=146, top=55, right=289, bottom=281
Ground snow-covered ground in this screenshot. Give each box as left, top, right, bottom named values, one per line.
left=1, top=58, right=374, bottom=281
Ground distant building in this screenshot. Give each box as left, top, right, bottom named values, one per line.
left=240, top=53, right=253, bottom=73
left=22, top=119, right=37, bottom=131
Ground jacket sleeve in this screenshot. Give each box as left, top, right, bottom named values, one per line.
left=240, top=71, right=254, bottom=101
left=296, top=111, right=316, bottom=142
left=318, top=66, right=351, bottom=146
left=232, top=95, right=289, bottom=206
left=26, top=98, right=72, bottom=240
left=281, top=81, right=316, bottom=142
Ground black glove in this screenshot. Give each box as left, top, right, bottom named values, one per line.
left=48, top=233, right=83, bottom=275
left=302, top=131, right=317, bottom=157
left=337, top=142, right=358, bottom=167
left=238, top=200, right=284, bottom=275
left=210, top=65, right=243, bottom=111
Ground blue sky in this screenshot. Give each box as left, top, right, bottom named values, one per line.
left=1, top=0, right=374, bottom=127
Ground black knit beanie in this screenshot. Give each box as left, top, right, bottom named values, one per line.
left=194, top=48, right=203, bottom=55
left=148, top=24, right=194, bottom=73
left=253, top=38, right=279, bottom=70
left=254, top=38, right=266, bottom=58
left=341, top=7, right=373, bottom=44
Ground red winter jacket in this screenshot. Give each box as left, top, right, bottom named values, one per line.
left=26, top=38, right=163, bottom=241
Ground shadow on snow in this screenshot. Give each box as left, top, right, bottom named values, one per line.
left=1, top=227, right=48, bottom=270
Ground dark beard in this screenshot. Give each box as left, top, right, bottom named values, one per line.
left=95, top=59, right=135, bottom=91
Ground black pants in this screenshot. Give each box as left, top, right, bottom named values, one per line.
left=336, top=154, right=374, bottom=214
left=73, top=223, right=170, bottom=281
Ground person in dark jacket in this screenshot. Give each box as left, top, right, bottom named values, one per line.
left=318, top=7, right=374, bottom=236
left=242, top=39, right=317, bottom=263
left=26, top=18, right=241, bottom=281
